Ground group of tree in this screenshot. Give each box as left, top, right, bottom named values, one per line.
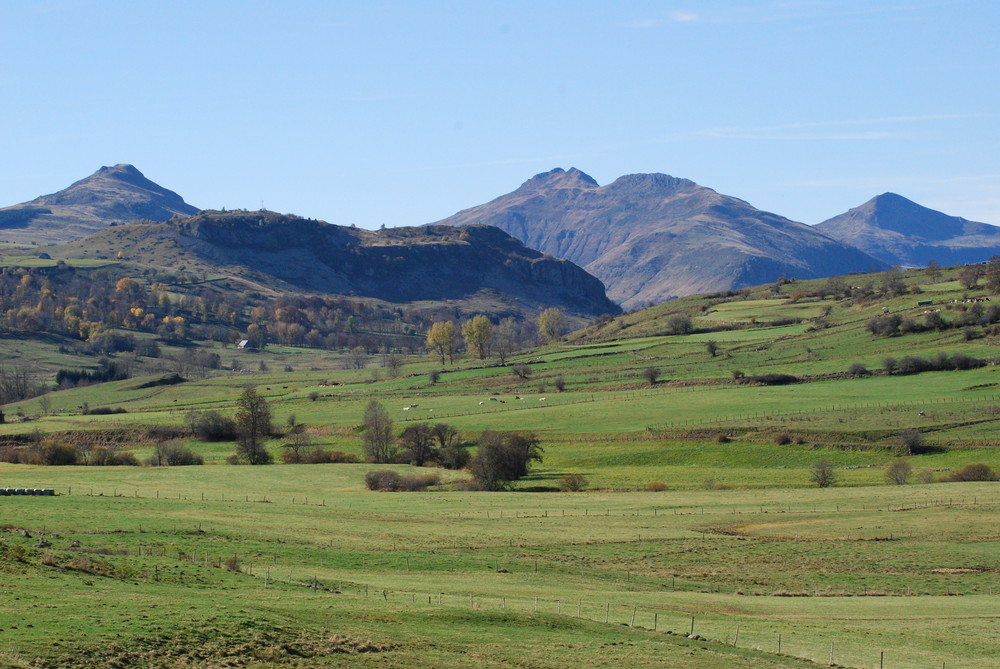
left=361, top=400, right=470, bottom=468
left=424, top=309, right=558, bottom=366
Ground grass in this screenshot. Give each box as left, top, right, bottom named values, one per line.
left=3, top=264, right=1000, bottom=666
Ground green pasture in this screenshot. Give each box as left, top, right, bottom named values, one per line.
left=2, top=465, right=998, bottom=668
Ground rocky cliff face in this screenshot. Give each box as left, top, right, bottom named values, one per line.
left=815, top=193, right=1000, bottom=267
left=432, top=168, right=886, bottom=308
left=0, top=164, right=199, bottom=244
left=58, top=210, right=620, bottom=318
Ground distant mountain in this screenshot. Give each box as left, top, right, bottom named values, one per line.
left=814, top=193, right=1000, bottom=267
left=432, top=168, right=886, bottom=308
left=55, top=210, right=619, bottom=319
left=0, top=164, right=199, bottom=244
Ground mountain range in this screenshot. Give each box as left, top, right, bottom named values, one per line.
left=3, top=164, right=999, bottom=314
left=433, top=168, right=886, bottom=308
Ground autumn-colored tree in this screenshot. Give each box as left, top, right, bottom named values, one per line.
left=462, top=315, right=493, bottom=359
left=426, top=320, right=457, bottom=365
left=537, top=307, right=565, bottom=343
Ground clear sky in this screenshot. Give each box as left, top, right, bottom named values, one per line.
left=2, top=1, right=998, bottom=228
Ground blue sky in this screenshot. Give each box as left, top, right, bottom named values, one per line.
left=2, top=0, right=998, bottom=228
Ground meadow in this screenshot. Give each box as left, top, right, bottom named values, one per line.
left=2, top=265, right=1000, bottom=667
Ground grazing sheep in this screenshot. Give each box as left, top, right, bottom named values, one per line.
left=489, top=397, right=498, bottom=402
left=539, top=397, right=547, bottom=401
left=479, top=401, right=485, bottom=406
left=403, top=407, right=410, bottom=411
left=918, top=411, right=926, bottom=417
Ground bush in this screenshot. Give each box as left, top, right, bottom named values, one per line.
left=810, top=460, right=837, bottom=488
left=642, top=366, right=660, bottom=386
left=306, top=448, right=360, bottom=464
left=86, top=406, right=127, bottom=416
left=846, top=363, right=870, bottom=377
left=716, top=433, right=731, bottom=443
left=773, top=433, right=792, bottom=445
left=559, top=473, right=588, bottom=492
left=896, top=429, right=925, bottom=456
left=945, top=463, right=998, bottom=482
left=39, top=440, right=77, bottom=465
left=886, top=460, right=912, bottom=485
left=645, top=481, right=668, bottom=492
left=397, top=473, right=441, bottom=491
left=152, top=440, right=203, bottom=466
left=553, top=376, right=566, bottom=392
left=747, top=373, right=799, bottom=386
left=365, top=470, right=401, bottom=491
left=187, top=410, right=237, bottom=441
left=469, top=431, right=543, bottom=491
left=917, top=470, right=937, bottom=484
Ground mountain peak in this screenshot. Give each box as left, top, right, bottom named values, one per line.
left=519, top=167, right=599, bottom=191
left=606, top=172, right=697, bottom=194
left=0, top=164, right=199, bottom=244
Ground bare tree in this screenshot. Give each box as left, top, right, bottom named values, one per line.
left=234, top=386, right=273, bottom=465
left=810, top=460, right=837, bottom=488
left=886, top=460, right=912, bottom=485
left=362, top=400, right=396, bottom=463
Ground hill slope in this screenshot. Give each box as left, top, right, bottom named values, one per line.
left=55, top=210, right=620, bottom=318
left=432, top=168, right=886, bottom=308
left=0, top=164, right=199, bottom=244
left=814, top=192, right=1000, bottom=267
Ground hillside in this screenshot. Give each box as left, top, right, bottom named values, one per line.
left=0, top=164, right=199, bottom=244
left=432, top=168, right=886, bottom=308
left=55, top=209, right=620, bottom=319
left=815, top=192, right=1000, bottom=267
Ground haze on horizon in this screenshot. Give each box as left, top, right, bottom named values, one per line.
left=2, top=0, right=998, bottom=229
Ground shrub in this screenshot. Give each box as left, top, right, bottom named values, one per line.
left=645, top=481, right=668, bottom=492
left=553, top=375, right=566, bottom=392
left=511, top=363, right=531, bottom=380
left=428, top=369, right=441, bottom=384
left=451, top=478, right=483, bottom=492
left=917, top=470, right=937, bottom=484
left=397, top=473, right=441, bottom=491
left=642, top=366, right=660, bottom=386
left=365, top=470, right=401, bottom=491
left=308, top=391, right=319, bottom=401
left=886, top=460, right=912, bottom=485
left=945, top=463, right=998, bottom=482
left=187, top=410, right=237, bottom=441
left=846, top=363, right=870, bottom=377
left=469, top=431, right=543, bottom=491
left=152, top=440, right=203, bottom=466
left=748, top=373, right=799, bottom=386
left=559, top=473, right=588, bottom=492
left=896, top=429, right=925, bottom=456
left=716, top=433, right=731, bottom=443
left=39, top=440, right=77, bottom=465
left=810, top=460, right=837, bottom=488
left=306, top=448, right=360, bottom=464
left=86, top=407, right=127, bottom=416
left=773, top=433, right=792, bottom=445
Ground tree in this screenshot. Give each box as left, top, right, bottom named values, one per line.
left=399, top=423, right=437, bottom=466
left=431, top=423, right=468, bottom=469
left=462, top=315, right=494, bottom=360
left=234, top=386, right=273, bottom=464
left=926, top=259, right=942, bottom=281
left=469, top=431, right=543, bottom=491
left=346, top=346, right=369, bottom=370
left=897, top=428, right=924, bottom=456
left=958, top=265, right=981, bottom=289
left=880, top=265, right=907, bottom=296
left=538, top=307, right=565, bottom=343
left=362, top=400, right=396, bottom=463
left=426, top=321, right=457, bottom=365
left=668, top=314, right=693, bottom=334
left=706, top=340, right=719, bottom=357
left=281, top=423, right=313, bottom=463
left=493, top=317, right=518, bottom=364
left=810, top=460, right=837, bottom=488
left=886, top=460, right=912, bottom=485
left=642, top=366, right=660, bottom=386
left=985, top=256, right=1000, bottom=292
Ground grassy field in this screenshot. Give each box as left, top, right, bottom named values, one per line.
left=2, top=264, right=1000, bottom=667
